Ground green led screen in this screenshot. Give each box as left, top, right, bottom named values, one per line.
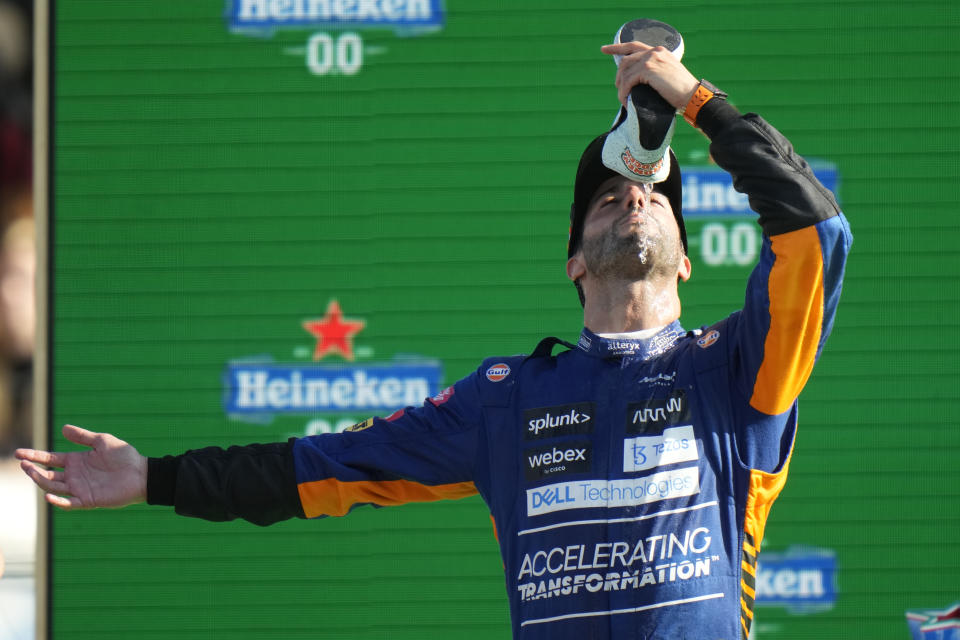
left=47, top=1, right=959, bottom=638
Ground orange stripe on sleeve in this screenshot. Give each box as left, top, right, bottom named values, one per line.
left=297, top=477, right=477, bottom=519
left=751, top=226, right=825, bottom=415
left=742, top=463, right=791, bottom=557
left=739, top=461, right=791, bottom=635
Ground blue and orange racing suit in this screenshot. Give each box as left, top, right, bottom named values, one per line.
left=148, top=100, right=852, bottom=640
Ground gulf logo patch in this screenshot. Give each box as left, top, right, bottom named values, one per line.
left=486, top=363, right=511, bottom=382
left=697, top=330, right=720, bottom=349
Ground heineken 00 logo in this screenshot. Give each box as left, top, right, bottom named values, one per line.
left=304, top=32, right=364, bottom=76
left=681, top=164, right=838, bottom=269
left=226, top=0, right=446, bottom=76
left=222, top=299, right=443, bottom=435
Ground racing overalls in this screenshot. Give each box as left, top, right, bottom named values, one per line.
left=148, top=100, right=852, bottom=639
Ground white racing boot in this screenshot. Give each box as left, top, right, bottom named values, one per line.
left=601, top=19, right=684, bottom=184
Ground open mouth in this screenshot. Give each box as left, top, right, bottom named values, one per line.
left=622, top=208, right=648, bottom=225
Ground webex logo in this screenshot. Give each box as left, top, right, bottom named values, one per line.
left=524, top=442, right=591, bottom=481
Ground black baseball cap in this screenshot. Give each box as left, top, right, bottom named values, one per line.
left=568, top=133, right=685, bottom=258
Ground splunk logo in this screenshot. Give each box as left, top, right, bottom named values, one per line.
left=524, top=442, right=591, bottom=481
left=524, top=402, right=595, bottom=440
left=526, top=467, right=700, bottom=516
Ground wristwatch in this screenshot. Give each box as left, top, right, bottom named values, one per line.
left=683, top=79, right=727, bottom=127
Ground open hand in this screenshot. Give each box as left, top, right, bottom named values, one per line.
left=15, top=424, right=147, bottom=510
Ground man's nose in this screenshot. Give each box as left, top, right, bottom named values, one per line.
left=624, top=183, right=652, bottom=210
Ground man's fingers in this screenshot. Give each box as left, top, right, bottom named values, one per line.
left=601, top=41, right=653, bottom=56
left=618, top=66, right=649, bottom=104
left=616, top=65, right=645, bottom=106
left=62, top=424, right=99, bottom=448
left=20, top=461, right=80, bottom=509
left=610, top=49, right=660, bottom=104
left=20, top=460, right=70, bottom=495
left=20, top=460, right=59, bottom=482
left=18, top=460, right=85, bottom=509
left=15, top=447, right=67, bottom=468
left=46, top=494, right=83, bottom=510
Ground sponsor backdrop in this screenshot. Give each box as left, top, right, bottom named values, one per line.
left=48, top=1, right=958, bottom=638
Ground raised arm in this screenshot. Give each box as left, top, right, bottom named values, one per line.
left=705, top=108, right=851, bottom=417
left=603, top=39, right=851, bottom=474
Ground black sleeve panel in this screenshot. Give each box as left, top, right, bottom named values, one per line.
left=697, top=99, right=841, bottom=236
left=146, top=438, right=306, bottom=526
left=146, top=455, right=179, bottom=506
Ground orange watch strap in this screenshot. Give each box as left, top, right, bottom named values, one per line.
left=683, top=83, right=715, bottom=127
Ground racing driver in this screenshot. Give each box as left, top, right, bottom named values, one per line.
left=18, top=38, right=851, bottom=639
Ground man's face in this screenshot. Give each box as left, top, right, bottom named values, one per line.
left=577, top=175, right=686, bottom=282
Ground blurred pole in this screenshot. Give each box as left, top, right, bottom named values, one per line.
left=32, top=0, right=49, bottom=638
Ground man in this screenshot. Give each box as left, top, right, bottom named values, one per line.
left=17, top=40, right=851, bottom=639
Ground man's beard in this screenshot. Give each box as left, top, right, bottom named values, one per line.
left=581, top=214, right=680, bottom=282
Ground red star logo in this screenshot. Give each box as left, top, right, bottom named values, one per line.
left=302, top=300, right=365, bottom=362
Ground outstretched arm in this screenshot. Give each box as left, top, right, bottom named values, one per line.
left=15, top=424, right=147, bottom=510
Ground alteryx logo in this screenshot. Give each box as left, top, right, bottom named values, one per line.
left=226, top=0, right=445, bottom=35
left=755, top=546, right=838, bottom=614
left=682, top=163, right=838, bottom=217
